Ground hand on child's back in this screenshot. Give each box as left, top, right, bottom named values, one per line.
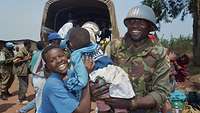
left=84, top=55, right=94, bottom=73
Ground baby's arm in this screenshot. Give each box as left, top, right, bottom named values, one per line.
left=63, top=51, right=89, bottom=91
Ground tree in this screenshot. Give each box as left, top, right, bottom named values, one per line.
left=142, top=0, right=200, bottom=66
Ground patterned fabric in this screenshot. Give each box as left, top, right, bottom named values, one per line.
left=30, top=50, right=45, bottom=77
left=15, top=47, right=31, bottom=76
left=111, top=36, right=171, bottom=113
left=0, top=48, right=14, bottom=93
left=0, top=48, right=14, bottom=71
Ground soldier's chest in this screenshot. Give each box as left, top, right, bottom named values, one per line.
left=117, top=50, right=157, bottom=82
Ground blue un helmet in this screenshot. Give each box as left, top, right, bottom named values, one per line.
left=48, top=32, right=63, bottom=42
left=124, top=5, right=158, bottom=31
left=5, top=42, right=15, bottom=49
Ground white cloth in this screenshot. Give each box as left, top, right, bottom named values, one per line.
left=32, top=75, right=46, bottom=113
left=58, top=22, right=73, bottom=39
left=90, top=65, right=135, bottom=99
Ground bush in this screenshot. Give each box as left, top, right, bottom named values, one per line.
left=159, top=35, right=200, bottom=75
left=160, top=35, right=192, bottom=55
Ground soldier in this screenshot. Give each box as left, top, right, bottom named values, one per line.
left=0, top=41, right=15, bottom=100
left=14, top=40, right=32, bottom=104
left=90, top=5, right=172, bottom=113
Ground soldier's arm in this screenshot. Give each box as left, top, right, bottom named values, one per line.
left=128, top=46, right=171, bottom=110
left=145, top=46, right=171, bottom=109
left=110, top=38, right=123, bottom=64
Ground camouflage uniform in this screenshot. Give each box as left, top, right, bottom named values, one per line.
left=15, top=47, right=31, bottom=101
left=0, top=47, right=14, bottom=96
left=111, top=35, right=171, bottom=113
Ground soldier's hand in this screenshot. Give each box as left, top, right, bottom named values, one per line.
left=105, top=98, right=133, bottom=110
left=89, top=80, right=110, bottom=101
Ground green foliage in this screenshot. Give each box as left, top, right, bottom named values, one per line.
left=142, top=0, right=193, bottom=23
left=160, top=35, right=192, bottom=55
left=189, top=64, right=200, bottom=75
left=159, top=36, right=200, bottom=75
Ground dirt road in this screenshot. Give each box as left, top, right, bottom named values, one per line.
left=0, top=76, right=35, bottom=113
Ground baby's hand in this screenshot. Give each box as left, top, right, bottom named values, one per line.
left=63, top=75, right=68, bottom=80
left=84, top=55, right=94, bottom=73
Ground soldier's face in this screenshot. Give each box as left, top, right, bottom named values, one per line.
left=126, top=19, right=151, bottom=41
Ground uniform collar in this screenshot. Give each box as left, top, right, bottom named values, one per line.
left=123, top=36, right=153, bottom=54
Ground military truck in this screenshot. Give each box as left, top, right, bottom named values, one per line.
left=40, top=0, right=120, bottom=55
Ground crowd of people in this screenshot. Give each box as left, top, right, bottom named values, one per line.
left=0, top=40, right=32, bottom=103
left=0, top=4, right=192, bottom=113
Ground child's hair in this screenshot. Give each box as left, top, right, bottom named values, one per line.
left=176, top=54, right=190, bottom=66
left=42, top=46, right=62, bottom=63
left=68, top=27, right=90, bottom=50
left=37, top=41, right=44, bottom=50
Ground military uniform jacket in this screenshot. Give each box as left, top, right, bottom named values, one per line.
left=15, top=47, right=30, bottom=76
left=0, top=48, right=14, bottom=74
left=111, top=37, right=171, bottom=113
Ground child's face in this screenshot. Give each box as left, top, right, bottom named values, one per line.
left=45, top=48, right=68, bottom=75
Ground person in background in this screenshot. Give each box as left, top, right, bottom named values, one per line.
left=39, top=46, right=91, bottom=113
left=14, top=40, right=32, bottom=104
left=171, top=54, right=190, bottom=83
left=48, top=32, right=63, bottom=47
left=18, top=41, right=46, bottom=113
left=5, top=42, right=15, bottom=95
left=30, top=41, right=46, bottom=112
left=0, top=41, right=15, bottom=100
left=0, top=40, right=5, bottom=99
left=90, top=5, right=172, bottom=113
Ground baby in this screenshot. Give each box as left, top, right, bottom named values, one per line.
left=65, top=27, right=135, bottom=113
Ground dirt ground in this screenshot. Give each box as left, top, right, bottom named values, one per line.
left=0, top=76, right=35, bottom=113
left=0, top=76, right=96, bottom=113
left=1, top=74, right=199, bottom=113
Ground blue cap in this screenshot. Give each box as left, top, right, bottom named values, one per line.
left=48, top=32, right=63, bottom=41
left=5, top=42, right=14, bottom=48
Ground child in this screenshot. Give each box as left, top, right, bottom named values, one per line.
left=170, top=54, right=190, bottom=82
left=39, top=46, right=91, bottom=113
left=65, top=27, right=135, bottom=113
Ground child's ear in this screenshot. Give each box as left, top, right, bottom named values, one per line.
left=68, top=42, right=73, bottom=49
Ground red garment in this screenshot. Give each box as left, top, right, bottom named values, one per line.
left=174, top=64, right=189, bottom=82
left=148, top=34, right=157, bottom=41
